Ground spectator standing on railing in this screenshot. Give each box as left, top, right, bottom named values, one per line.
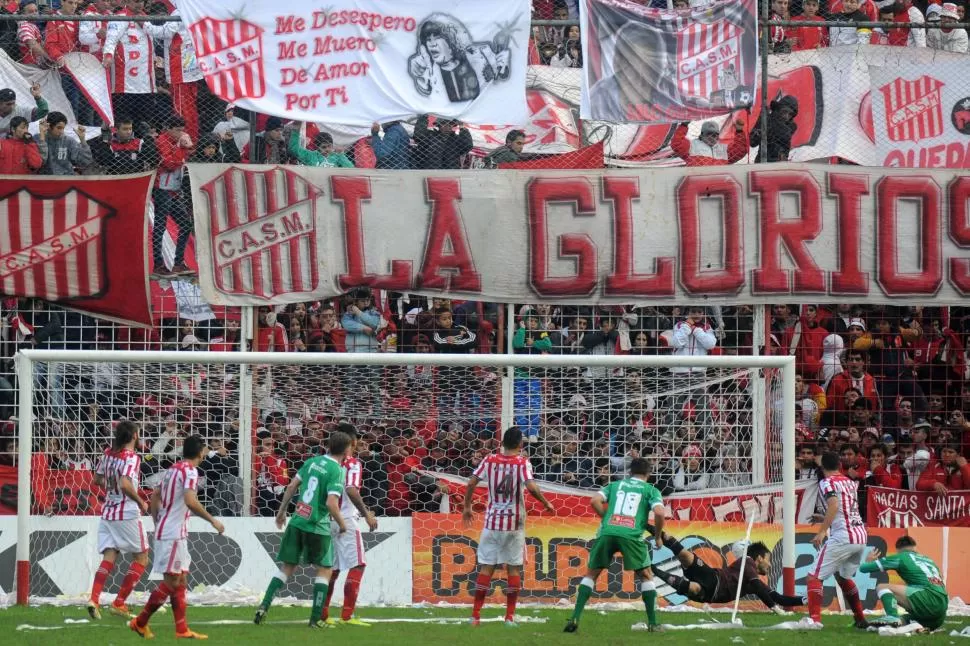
left=102, top=0, right=156, bottom=126
left=151, top=115, right=193, bottom=277
left=873, top=0, right=926, bottom=47
left=91, top=115, right=158, bottom=174
left=749, top=95, right=798, bottom=162
left=38, top=111, right=92, bottom=174
left=242, top=116, right=286, bottom=164
left=370, top=121, right=411, bottom=169
left=0, top=115, right=43, bottom=174
left=790, top=0, right=829, bottom=50
left=145, top=8, right=204, bottom=140
left=670, top=119, right=748, bottom=166
left=412, top=115, right=473, bottom=169
left=484, top=129, right=526, bottom=168
left=16, top=0, right=49, bottom=66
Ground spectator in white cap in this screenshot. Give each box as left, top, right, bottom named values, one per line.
left=212, top=103, right=250, bottom=152
left=936, top=3, right=969, bottom=52
left=873, top=0, right=926, bottom=48
left=926, top=3, right=944, bottom=48
left=670, top=118, right=748, bottom=166
left=846, top=317, right=870, bottom=351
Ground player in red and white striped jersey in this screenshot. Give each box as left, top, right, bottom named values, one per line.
left=321, top=423, right=379, bottom=627
left=804, top=452, right=870, bottom=629
left=87, top=421, right=150, bottom=621
left=130, top=435, right=224, bottom=640
left=462, top=426, right=555, bottom=626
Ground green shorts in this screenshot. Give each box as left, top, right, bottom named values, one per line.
left=588, top=535, right=650, bottom=571
left=277, top=525, right=332, bottom=568
left=905, top=587, right=948, bottom=630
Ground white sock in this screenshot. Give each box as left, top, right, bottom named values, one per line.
left=580, top=577, right=595, bottom=589
left=274, top=571, right=288, bottom=583
left=315, top=576, right=329, bottom=586
left=640, top=579, right=656, bottom=593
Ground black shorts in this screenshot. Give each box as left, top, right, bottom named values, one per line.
left=685, top=558, right=722, bottom=602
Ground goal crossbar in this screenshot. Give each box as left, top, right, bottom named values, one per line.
left=12, top=350, right=797, bottom=606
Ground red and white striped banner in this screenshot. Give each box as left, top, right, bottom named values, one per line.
left=0, top=175, right=154, bottom=327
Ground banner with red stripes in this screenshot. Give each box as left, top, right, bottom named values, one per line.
left=0, top=174, right=153, bottom=326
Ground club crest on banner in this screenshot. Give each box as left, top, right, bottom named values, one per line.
left=190, top=17, right=266, bottom=102
left=0, top=188, right=112, bottom=301
left=198, top=167, right=320, bottom=300
left=879, top=75, right=945, bottom=143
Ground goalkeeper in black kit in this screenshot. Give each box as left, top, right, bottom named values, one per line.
left=649, top=530, right=806, bottom=612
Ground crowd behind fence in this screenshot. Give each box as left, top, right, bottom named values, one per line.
left=0, top=1, right=969, bottom=516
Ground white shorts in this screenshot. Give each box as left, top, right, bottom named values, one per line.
left=97, top=518, right=149, bottom=555
left=811, top=542, right=866, bottom=580
left=331, top=522, right=367, bottom=570
left=477, top=528, right=525, bottom=566
left=152, top=538, right=191, bottom=576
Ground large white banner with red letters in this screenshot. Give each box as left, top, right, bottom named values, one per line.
left=172, top=0, right=530, bottom=127
left=187, top=163, right=970, bottom=306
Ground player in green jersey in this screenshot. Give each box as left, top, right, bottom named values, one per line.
left=254, top=431, right=351, bottom=628
left=565, top=457, right=665, bottom=634
left=860, top=535, right=949, bottom=631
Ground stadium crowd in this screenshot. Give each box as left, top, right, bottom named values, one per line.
left=0, top=0, right=968, bottom=517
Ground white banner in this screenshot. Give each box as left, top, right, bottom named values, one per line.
left=187, top=162, right=970, bottom=306
left=172, top=0, right=530, bottom=127
left=0, top=516, right=412, bottom=603
left=871, top=60, right=970, bottom=169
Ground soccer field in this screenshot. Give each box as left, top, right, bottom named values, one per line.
left=0, top=606, right=965, bottom=645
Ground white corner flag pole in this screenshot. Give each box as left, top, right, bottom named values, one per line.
left=730, top=511, right=759, bottom=625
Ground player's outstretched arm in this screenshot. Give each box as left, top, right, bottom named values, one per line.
left=327, top=493, right=347, bottom=534
left=345, top=486, right=377, bottom=531
left=859, top=550, right=900, bottom=574
left=275, top=477, right=301, bottom=530
left=462, top=475, right=481, bottom=528
left=184, top=489, right=225, bottom=534
left=525, top=480, right=555, bottom=514
left=768, top=589, right=807, bottom=610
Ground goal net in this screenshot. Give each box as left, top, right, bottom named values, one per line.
left=10, top=350, right=796, bottom=611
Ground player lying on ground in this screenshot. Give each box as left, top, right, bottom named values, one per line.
left=130, top=434, right=225, bottom=640
left=859, top=535, right=949, bottom=631
left=564, top=457, right=665, bottom=634
left=254, top=430, right=351, bottom=628
left=463, top=426, right=556, bottom=626
left=88, top=420, right=151, bottom=620
left=649, top=533, right=805, bottom=612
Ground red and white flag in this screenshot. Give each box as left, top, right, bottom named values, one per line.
left=878, top=74, right=945, bottom=143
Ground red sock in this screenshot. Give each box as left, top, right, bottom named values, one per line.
left=472, top=573, right=491, bottom=620
left=135, top=583, right=172, bottom=628
left=837, top=577, right=865, bottom=622
left=322, top=571, right=339, bottom=620
left=114, top=562, right=145, bottom=606
left=505, top=575, right=521, bottom=621
left=171, top=585, right=188, bottom=633
left=90, top=559, right=114, bottom=604
left=342, top=568, right=364, bottom=621
left=807, top=576, right=823, bottom=623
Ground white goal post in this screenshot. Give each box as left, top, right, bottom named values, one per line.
left=13, top=349, right=797, bottom=606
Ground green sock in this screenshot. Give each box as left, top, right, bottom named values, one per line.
left=260, top=573, right=285, bottom=609
left=642, top=589, right=658, bottom=625
left=311, top=578, right=329, bottom=623
left=880, top=591, right=900, bottom=618
left=571, top=579, right=594, bottom=622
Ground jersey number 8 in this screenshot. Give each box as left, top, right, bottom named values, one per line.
left=302, top=476, right=319, bottom=504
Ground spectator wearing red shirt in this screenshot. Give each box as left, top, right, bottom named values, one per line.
left=873, top=0, right=927, bottom=47
left=793, top=305, right=829, bottom=379
left=16, top=0, right=49, bottom=66
left=795, top=373, right=827, bottom=426
left=867, top=443, right=903, bottom=488
left=306, top=304, right=346, bottom=352
left=790, top=0, right=828, bottom=50
left=152, top=115, right=193, bottom=277
left=254, top=307, right=288, bottom=352
left=254, top=434, right=288, bottom=516
left=670, top=119, right=748, bottom=166
left=826, top=348, right=880, bottom=414
left=384, top=438, right=420, bottom=516
left=0, top=116, right=42, bottom=174
left=916, top=445, right=970, bottom=492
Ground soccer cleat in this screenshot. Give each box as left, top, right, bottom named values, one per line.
left=469, top=617, right=480, bottom=626
left=109, top=603, right=131, bottom=618
left=324, top=618, right=338, bottom=626
left=254, top=607, right=267, bottom=625
left=853, top=619, right=871, bottom=630
left=129, top=618, right=154, bottom=639
left=339, top=617, right=371, bottom=627
left=309, top=620, right=334, bottom=629
left=175, top=629, right=209, bottom=639
left=505, top=619, right=519, bottom=628
left=796, top=616, right=824, bottom=630
left=564, top=619, right=579, bottom=633
left=87, top=602, right=101, bottom=620
left=647, top=624, right=664, bottom=633
left=875, top=615, right=904, bottom=626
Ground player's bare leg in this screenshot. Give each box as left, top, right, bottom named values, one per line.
left=504, top=565, right=522, bottom=626
left=565, top=567, right=603, bottom=632
left=321, top=569, right=340, bottom=625
left=111, top=551, right=150, bottom=617
left=835, top=574, right=868, bottom=628
left=636, top=567, right=662, bottom=631
left=471, top=564, right=497, bottom=625
left=309, top=566, right=335, bottom=628
left=873, top=583, right=910, bottom=625
left=255, top=562, right=297, bottom=624
left=89, top=548, right=118, bottom=619
left=338, top=566, right=370, bottom=626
